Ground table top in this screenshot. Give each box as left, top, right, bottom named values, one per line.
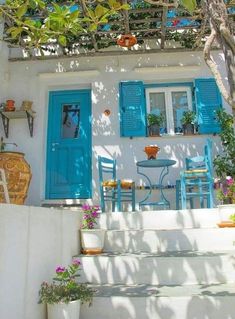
left=136, top=159, right=176, bottom=168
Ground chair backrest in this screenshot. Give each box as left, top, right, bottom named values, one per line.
left=185, top=139, right=213, bottom=176
left=98, top=156, right=116, bottom=183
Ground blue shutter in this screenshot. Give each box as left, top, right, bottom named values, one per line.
left=195, top=78, right=222, bottom=134
left=119, top=81, right=147, bottom=137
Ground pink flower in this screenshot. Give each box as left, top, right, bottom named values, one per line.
left=82, top=204, right=91, bottom=211
left=226, top=176, right=234, bottom=185
left=72, top=259, right=81, bottom=266
left=56, top=266, right=65, bottom=273
left=91, top=211, right=99, bottom=218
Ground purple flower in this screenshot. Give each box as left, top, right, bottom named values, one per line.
left=82, top=204, right=91, bottom=211
left=88, top=221, right=94, bottom=229
left=83, top=214, right=90, bottom=220
left=56, top=266, right=65, bottom=273
left=91, top=211, right=99, bottom=218
left=226, top=176, right=234, bottom=185
left=223, top=190, right=228, bottom=196
left=72, top=259, right=81, bottom=266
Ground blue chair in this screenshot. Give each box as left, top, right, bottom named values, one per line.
left=98, top=156, right=135, bottom=212
left=176, top=139, right=214, bottom=210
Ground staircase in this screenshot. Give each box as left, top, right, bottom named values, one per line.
left=77, top=208, right=235, bottom=319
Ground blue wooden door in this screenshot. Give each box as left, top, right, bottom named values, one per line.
left=46, top=90, right=92, bottom=199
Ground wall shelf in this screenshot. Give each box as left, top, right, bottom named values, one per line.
left=0, top=110, right=36, bottom=138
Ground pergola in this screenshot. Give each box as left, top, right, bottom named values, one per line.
left=2, top=0, right=234, bottom=61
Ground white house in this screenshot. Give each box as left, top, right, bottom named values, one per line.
left=0, top=41, right=230, bottom=208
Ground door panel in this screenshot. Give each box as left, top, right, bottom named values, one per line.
left=46, top=90, right=91, bottom=199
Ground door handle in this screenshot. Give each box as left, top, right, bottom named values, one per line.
left=52, top=142, right=59, bottom=147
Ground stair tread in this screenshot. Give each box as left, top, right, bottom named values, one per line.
left=88, top=283, right=235, bottom=298
left=76, top=250, right=235, bottom=258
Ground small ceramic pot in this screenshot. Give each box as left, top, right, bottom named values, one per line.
left=5, top=100, right=15, bottom=112
left=21, top=100, right=33, bottom=111
left=144, top=145, right=160, bottom=160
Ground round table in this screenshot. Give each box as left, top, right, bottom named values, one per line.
left=136, top=159, right=176, bottom=209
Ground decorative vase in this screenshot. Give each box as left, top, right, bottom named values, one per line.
left=80, top=229, right=105, bottom=255
left=0, top=152, right=32, bottom=204
left=47, top=300, right=81, bottom=319
left=5, top=100, right=15, bottom=112
left=144, top=145, right=160, bottom=160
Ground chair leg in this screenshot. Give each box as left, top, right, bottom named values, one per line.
left=132, top=183, right=135, bottom=212
left=199, top=179, right=204, bottom=208
left=208, top=181, right=214, bottom=208
left=176, top=180, right=180, bottom=210
left=181, top=176, right=187, bottom=210
left=100, top=187, right=105, bottom=212
left=111, top=189, right=116, bottom=212
left=117, top=180, right=121, bottom=212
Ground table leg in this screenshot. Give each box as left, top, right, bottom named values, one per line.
left=158, top=166, right=170, bottom=209
left=137, top=166, right=153, bottom=206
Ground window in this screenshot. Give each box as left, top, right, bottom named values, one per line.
left=146, top=86, right=193, bottom=135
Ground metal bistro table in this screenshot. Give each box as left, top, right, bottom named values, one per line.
left=136, top=159, right=176, bottom=209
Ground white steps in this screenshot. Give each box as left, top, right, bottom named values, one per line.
left=79, top=208, right=235, bottom=319
left=104, top=228, right=235, bottom=252
left=81, top=283, right=235, bottom=319
left=79, top=251, right=235, bottom=285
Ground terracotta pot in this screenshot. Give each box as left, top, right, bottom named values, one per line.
left=144, top=145, right=160, bottom=160
left=0, top=152, right=32, bottom=204
left=117, top=34, right=137, bottom=48
left=5, top=100, right=15, bottom=112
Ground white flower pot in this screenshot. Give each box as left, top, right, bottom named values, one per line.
left=80, top=229, right=105, bottom=255
left=218, top=204, right=235, bottom=221
left=47, top=300, right=81, bottom=319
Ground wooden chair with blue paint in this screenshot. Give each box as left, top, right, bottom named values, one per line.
left=176, top=139, right=214, bottom=210
left=98, top=156, right=135, bottom=212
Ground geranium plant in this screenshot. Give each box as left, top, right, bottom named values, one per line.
left=81, top=204, right=100, bottom=229
left=39, top=259, right=93, bottom=305
left=217, top=176, right=235, bottom=205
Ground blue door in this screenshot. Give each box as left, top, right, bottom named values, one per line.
left=46, top=90, right=92, bottom=199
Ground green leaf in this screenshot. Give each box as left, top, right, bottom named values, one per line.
left=58, top=35, right=67, bottom=46
left=88, top=23, right=98, bottom=32
left=95, top=4, right=108, bottom=18
left=180, top=0, right=197, bottom=14
left=16, top=4, right=28, bottom=18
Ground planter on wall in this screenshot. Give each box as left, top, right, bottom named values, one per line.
left=148, top=124, right=160, bottom=137
left=80, top=229, right=105, bottom=255
left=144, top=145, right=160, bottom=160
left=183, top=124, right=194, bottom=135
left=0, top=152, right=32, bottom=204
left=47, top=300, right=81, bottom=319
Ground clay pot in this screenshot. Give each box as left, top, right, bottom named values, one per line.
left=117, top=34, right=137, bottom=48
left=144, top=145, right=160, bottom=160
left=5, top=100, right=15, bottom=112
left=0, top=152, right=32, bottom=204
left=21, top=100, right=33, bottom=111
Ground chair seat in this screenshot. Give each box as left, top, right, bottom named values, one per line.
left=102, top=179, right=134, bottom=189
left=184, top=169, right=208, bottom=174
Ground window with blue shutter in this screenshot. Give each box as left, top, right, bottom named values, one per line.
left=119, top=81, right=147, bottom=137
left=195, top=78, right=222, bottom=134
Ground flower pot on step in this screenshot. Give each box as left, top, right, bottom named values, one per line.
left=47, top=300, right=81, bottom=319
left=80, top=229, right=105, bottom=255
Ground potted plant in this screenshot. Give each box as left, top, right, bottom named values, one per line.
left=80, top=204, right=105, bottom=255
left=217, top=212, right=235, bottom=228
left=147, top=113, right=164, bottom=137
left=39, top=259, right=93, bottom=319
left=181, top=110, right=196, bottom=135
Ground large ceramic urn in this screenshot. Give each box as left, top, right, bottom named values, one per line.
left=0, top=152, right=32, bottom=204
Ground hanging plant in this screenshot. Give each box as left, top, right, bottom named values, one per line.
left=117, top=34, right=137, bottom=48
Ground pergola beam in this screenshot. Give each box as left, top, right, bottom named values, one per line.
left=161, top=7, right=168, bottom=49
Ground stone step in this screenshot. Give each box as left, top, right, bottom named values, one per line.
left=98, top=208, right=231, bottom=230
left=80, top=283, right=235, bottom=319
left=78, top=251, right=235, bottom=285
left=103, top=228, right=235, bottom=252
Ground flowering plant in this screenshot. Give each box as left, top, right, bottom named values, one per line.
left=217, top=176, right=235, bottom=204
left=81, top=204, right=100, bottom=229
left=38, top=259, right=93, bottom=305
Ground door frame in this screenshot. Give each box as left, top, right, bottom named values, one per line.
left=45, top=88, right=92, bottom=200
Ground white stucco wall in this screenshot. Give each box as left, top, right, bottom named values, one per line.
left=2, top=50, right=231, bottom=206
left=0, top=42, right=9, bottom=102
left=0, top=204, right=82, bottom=319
